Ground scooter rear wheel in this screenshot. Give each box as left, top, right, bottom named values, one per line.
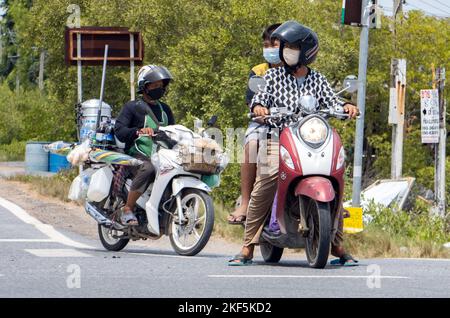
left=304, top=199, right=331, bottom=269
left=260, top=242, right=284, bottom=263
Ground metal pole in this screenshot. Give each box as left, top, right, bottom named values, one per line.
left=437, top=67, right=446, bottom=216
left=130, top=34, right=135, bottom=101
left=96, top=44, right=109, bottom=131
left=77, top=33, right=83, bottom=174
left=352, top=0, right=371, bottom=206
left=77, top=33, right=82, bottom=104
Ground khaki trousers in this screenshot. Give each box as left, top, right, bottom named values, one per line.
left=244, top=140, right=279, bottom=246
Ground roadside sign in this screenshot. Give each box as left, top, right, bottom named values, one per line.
left=343, top=207, right=363, bottom=234
left=420, top=89, right=440, bottom=143
left=64, top=27, right=143, bottom=66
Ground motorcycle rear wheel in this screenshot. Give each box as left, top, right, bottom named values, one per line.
left=98, top=224, right=130, bottom=251
left=260, top=242, right=284, bottom=263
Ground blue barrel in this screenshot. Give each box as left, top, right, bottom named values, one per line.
left=49, top=153, right=71, bottom=173
left=25, top=142, right=50, bottom=172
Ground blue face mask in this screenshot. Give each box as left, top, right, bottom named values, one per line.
left=263, top=47, right=281, bottom=65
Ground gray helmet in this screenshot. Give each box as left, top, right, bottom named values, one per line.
left=271, top=21, right=319, bottom=70
left=137, top=65, right=173, bottom=94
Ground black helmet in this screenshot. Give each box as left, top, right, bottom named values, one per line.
left=271, top=21, right=319, bottom=70
left=137, top=64, right=173, bottom=94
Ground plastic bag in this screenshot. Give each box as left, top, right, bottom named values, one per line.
left=67, top=139, right=91, bottom=166
left=87, top=167, right=113, bottom=202
left=67, top=168, right=95, bottom=202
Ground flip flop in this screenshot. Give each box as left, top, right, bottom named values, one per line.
left=120, top=210, right=138, bottom=226
left=227, top=214, right=246, bottom=225
left=228, top=254, right=253, bottom=266
left=330, top=253, right=359, bottom=266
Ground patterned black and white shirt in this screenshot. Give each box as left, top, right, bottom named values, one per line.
left=251, top=66, right=345, bottom=129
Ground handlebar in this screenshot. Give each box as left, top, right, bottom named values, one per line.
left=248, top=108, right=357, bottom=122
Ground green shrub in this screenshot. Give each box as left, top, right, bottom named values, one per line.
left=0, top=140, right=26, bottom=161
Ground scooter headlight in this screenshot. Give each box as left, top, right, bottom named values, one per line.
left=299, top=117, right=328, bottom=146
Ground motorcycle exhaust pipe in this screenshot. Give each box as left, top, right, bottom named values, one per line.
left=85, top=201, right=125, bottom=230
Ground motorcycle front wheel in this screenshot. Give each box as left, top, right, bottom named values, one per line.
left=303, top=198, right=331, bottom=269
left=168, top=189, right=214, bottom=256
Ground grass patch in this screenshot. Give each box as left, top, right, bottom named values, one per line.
left=8, top=168, right=78, bottom=203
left=344, top=202, right=450, bottom=258
left=213, top=201, right=244, bottom=243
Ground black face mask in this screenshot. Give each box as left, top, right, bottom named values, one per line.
left=145, top=87, right=165, bottom=100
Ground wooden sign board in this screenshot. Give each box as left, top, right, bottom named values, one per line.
left=65, top=27, right=144, bottom=66
left=341, top=0, right=362, bottom=26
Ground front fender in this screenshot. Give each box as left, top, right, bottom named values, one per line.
left=295, top=176, right=335, bottom=202
left=172, top=176, right=212, bottom=196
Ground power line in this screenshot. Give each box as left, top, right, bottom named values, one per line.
left=434, top=0, right=450, bottom=11
left=420, top=0, right=450, bottom=15
left=404, top=2, right=449, bottom=18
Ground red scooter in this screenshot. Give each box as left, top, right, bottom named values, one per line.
left=248, top=77, right=352, bottom=268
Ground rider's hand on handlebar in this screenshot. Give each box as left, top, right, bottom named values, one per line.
left=138, top=127, right=155, bottom=136
left=343, top=103, right=359, bottom=119
left=253, top=105, right=270, bottom=117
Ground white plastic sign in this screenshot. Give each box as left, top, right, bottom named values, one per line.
left=420, top=89, right=439, bottom=143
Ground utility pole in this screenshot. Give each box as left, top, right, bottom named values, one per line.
left=435, top=67, right=446, bottom=216
left=388, top=59, right=406, bottom=179
left=351, top=0, right=371, bottom=207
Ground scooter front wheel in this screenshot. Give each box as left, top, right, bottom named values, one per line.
left=304, top=199, right=331, bottom=269
left=168, top=189, right=214, bottom=256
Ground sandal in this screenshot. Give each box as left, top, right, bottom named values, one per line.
left=330, top=253, right=359, bottom=266
left=120, top=209, right=138, bottom=226
left=227, top=213, right=247, bottom=225
left=228, top=254, right=253, bottom=266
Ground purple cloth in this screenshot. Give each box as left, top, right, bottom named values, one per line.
left=269, top=190, right=280, bottom=233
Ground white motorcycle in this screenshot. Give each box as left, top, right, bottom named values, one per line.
left=66, top=118, right=228, bottom=256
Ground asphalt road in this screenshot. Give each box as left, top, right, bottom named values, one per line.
left=1, top=196, right=450, bottom=298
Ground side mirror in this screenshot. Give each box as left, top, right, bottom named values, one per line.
left=343, top=75, right=359, bottom=94
left=299, top=95, right=318, bottom=113
left=207, top=115, right=218, bottom=127
left=248, top=76, right=267, bottom=93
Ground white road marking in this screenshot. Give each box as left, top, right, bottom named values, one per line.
left=0, top=197, right=93, bottom=249
left=387, top=258, right=450, bottom=262
left=208, top=275, right=409, bottom=279
left=0, top=239, right=54, bottom=242
left=25, top=249, right=92, bottom=258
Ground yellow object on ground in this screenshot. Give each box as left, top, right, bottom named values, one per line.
left=343, top=207, right=364, bottom=234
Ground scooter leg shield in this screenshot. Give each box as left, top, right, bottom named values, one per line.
left=294, top=176, right=335, bottom=202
